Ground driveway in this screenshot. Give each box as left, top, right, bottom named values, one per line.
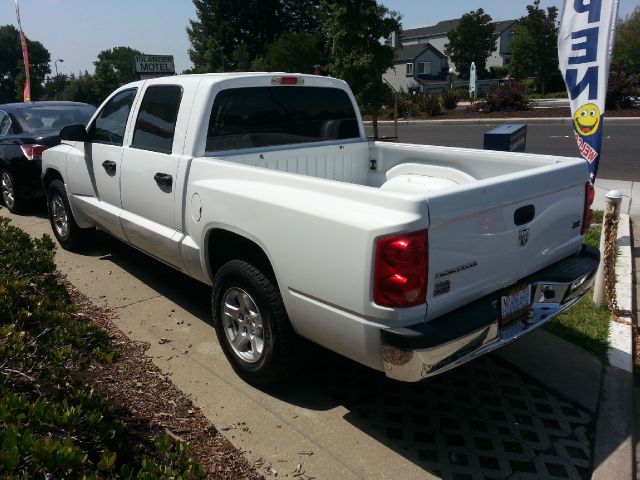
left=4, top=206, right=600, bottom=480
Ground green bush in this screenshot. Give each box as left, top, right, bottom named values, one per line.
left=452, top=87, right=470, bottom=100
left=0, top=216, right=206, bottom=479
left=489, top=66, right=510, bottom=78
left=483, top=81, right=531, bottom=112
left=442, top=90, right=459, bottom=110
left=417, top=94, right=442, bottom=116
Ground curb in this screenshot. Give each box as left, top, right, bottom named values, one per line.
left=592, top=214, right=635, bottom=480
left=363, top=117, right=640, bottom=126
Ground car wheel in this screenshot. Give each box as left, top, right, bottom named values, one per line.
left=1, top=170, right=22, bottom=213
left=212, top=259, right=299, bottom=387
left=47, top=179, right=94, bottom=250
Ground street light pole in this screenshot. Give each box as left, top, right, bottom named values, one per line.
left=448, top=67, right=454, bottom=91
left=53, top=58, right=63, bottom=100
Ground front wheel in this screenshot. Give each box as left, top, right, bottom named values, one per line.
left=47, top=179, right=94, bottom=250
left=212, top=260, right=299, bottom=387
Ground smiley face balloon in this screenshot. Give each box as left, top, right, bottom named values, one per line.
left=573, top=103, right=601, bottom=136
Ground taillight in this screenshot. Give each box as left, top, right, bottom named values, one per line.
left=271, top=76, right=304, bottom=86
left=373, top=230, right=428, bottom=308
left=20, top=144, right=49, bottom=160
left=581, top=182, right=595, bottom=235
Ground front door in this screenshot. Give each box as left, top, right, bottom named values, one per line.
left=66, top=88, right=138, bottom=238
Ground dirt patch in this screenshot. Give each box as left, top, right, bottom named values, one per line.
left=63, top=277, right=264, bottom=480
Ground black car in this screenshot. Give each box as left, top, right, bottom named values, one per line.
left=0, top=101, right=96, bottom=213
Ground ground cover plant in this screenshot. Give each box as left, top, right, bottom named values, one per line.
left=0, top=216, right=207, bottom=478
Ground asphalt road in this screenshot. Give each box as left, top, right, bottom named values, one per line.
left=366, top=121, right=640, bottom=181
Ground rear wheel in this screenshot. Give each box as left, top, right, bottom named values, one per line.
left=1, top=170, right=21, bottom=213
left=47, top=179, right=94, bottom=250
left=212, top=259, right=299, bottom=387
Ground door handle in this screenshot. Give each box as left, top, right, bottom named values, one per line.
left=154, top=172, right=173, bottom=187
left=101, top=160, right=116, bottom=173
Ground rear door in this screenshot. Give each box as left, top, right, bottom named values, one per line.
left=119, top=84, right=186, bottom=267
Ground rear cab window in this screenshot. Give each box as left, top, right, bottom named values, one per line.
left=131, top=85, right=183, bottom=154
left=206, top=86, right=360, bottom=153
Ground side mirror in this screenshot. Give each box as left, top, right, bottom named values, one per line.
left=60, top=124, right=88, bottom=142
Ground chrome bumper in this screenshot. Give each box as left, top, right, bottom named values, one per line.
left=381, top=246, right=600, bottom=382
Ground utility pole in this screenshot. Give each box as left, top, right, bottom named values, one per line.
left=53, top=58, right=63, bottom=100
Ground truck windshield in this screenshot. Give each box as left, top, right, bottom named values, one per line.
left=206, top=86, right=360, bottom=152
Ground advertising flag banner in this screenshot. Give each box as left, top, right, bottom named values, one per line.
left=14, top=0, right=31, bottom=102
left=558, top=0, right=619, bottom=182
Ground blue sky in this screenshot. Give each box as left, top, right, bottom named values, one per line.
left=2, top=0, right=639, bottom=76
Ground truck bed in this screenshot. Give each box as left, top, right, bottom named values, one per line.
left=204, top=139, right=589, bottom=322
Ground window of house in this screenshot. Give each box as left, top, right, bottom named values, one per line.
left=132, top=85, right=183, bottom=154
left=417, top=62, right=432, bottom=75
left=405, top=63, right=414, bottom=76
left=90, top=89, right=137, bottom=146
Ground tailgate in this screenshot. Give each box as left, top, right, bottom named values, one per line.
left=425, top=161, right=588, bottom=321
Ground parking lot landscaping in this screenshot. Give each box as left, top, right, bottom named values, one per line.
left=0, top=216, right=260, bottom=479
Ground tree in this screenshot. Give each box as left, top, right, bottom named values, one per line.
left=93, top=46, right=142, bottom=102
left=445, top=9, right=496, bottom=79
left=613, top=7, right=640, bottom=76
left=253, top=33, right=324, bottom=73
left=62, top=72, right=101, bottom=106
left=232, top=44, right=251, bottom=72
left=281, top=0, right=323, bottom=34
left=187, top=0, right=284, bottom=72
left=44, top=73, right=70, bottom=100
left=187, top=0, right=324, bottom=72
left=0, top=24, right=51, bottom=102
left=322, top=0, right=400, bottom=139
left=509, top=0, right=560, bottom=94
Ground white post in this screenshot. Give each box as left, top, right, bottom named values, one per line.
left=593, top=190, right=623, bottom=307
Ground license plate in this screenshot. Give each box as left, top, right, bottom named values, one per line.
left=500, top=284, right=532, bottom=326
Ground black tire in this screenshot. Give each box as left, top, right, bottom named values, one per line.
left=212, top=259, right=299, bottom=387
left=47, top=179, right=94, bottom=250
left=1, top=170, right=22, bottom=214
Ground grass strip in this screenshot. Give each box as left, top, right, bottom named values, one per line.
left=545, top=210, right=610, bottom=362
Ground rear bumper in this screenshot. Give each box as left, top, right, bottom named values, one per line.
left=381, top=246, right=600, bottom=382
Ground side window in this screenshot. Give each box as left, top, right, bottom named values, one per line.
left=90, top=89, right=137, bottom=145
left=406, top=63, right=414, bottom=76
left=0, top=112, right=11, bottom=136
left=131, top=86, right=182, bottom=154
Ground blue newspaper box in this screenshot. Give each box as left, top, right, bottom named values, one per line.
left=483, top=124, right=527, bottom=152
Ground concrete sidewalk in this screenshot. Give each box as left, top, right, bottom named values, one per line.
left=592, top=178, right=640, bottom=218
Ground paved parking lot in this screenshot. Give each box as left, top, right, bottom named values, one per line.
left=309, top=351, right=594, bottom=479
left=3, top=205, right=599, bottom=479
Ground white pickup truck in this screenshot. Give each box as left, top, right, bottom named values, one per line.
left=42, top=73, right=599, bottom=385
